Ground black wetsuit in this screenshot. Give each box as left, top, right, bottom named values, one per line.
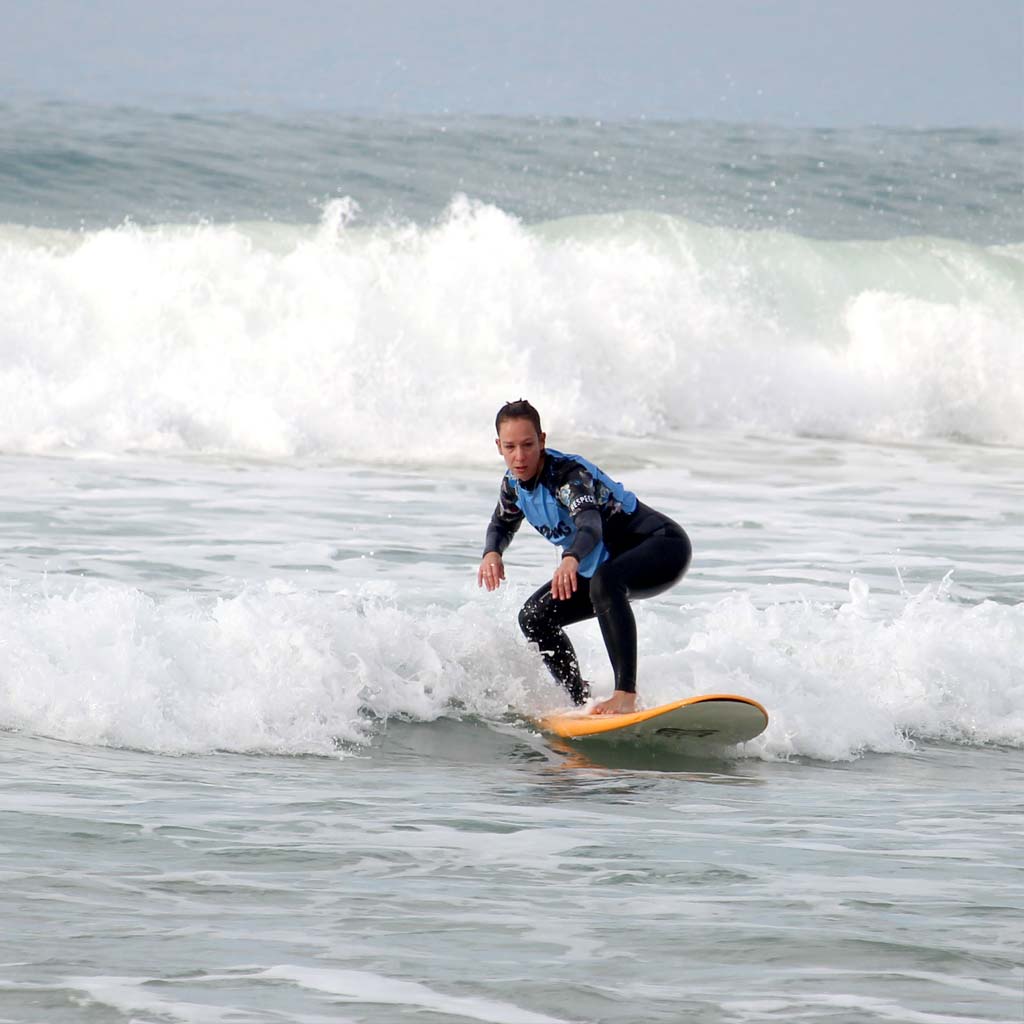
left=484, top=452, right=691, bottom=704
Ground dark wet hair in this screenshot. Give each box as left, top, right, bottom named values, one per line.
left=495, top=399, right=543, bottom=437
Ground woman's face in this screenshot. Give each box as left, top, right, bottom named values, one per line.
left=496, top=417, right=546, bottom=481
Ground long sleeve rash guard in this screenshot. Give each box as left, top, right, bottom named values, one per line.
left=483, top=448, right=638, bottom=578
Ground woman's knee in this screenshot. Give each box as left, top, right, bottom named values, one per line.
left=518, top=598, right=545, bottom=641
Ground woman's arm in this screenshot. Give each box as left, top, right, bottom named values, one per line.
left=479, top=476, right=523, bottom=590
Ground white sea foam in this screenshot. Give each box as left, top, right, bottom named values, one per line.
left=680, top=577, right=1024, bottom=761
left=259, top=965, right=571, bottom=1024
left=1, top=199, right=1021, bottom=460
left=1, top=575, right=1020, bottom=760
left=60, top=967, right=568, bottom=1024
left=0, top=578, right=529, bottom=755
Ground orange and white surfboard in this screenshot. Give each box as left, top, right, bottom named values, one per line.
left=536, top=693, right=769, bottom=744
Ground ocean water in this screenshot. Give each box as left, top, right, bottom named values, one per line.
left=1, top=101, right=1022, bottom=1023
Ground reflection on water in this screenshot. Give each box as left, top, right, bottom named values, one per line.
left=542, top=734, right=765, bottom=779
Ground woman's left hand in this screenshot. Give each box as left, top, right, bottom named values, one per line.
left=551, top=555, right=579, bottom=601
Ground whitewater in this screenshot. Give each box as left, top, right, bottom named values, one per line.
left=1, top=103, right=1022, bottom=1023
left=2, top=198, right=1023, bottom=457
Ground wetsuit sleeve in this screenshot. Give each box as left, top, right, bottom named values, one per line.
left=483, top=475, right=523, bottom=556
left=556, top=465, right=604, bottom=563
left=564, top=508, right=602, bottom=563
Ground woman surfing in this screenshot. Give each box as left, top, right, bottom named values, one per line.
left=478, top=399, right=692, bottom=715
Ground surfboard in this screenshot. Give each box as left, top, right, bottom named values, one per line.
left=535, top=693, right=768, bottom=744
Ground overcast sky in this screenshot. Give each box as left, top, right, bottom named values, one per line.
left=3, top=0, right=1022, bottom=127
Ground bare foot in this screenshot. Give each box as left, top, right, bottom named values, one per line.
left=590, top=691, right=637, bottom=715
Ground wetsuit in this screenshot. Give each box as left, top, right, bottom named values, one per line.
left=484, top=449, right=691, bottom=704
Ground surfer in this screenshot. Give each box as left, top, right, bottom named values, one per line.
left=478, top=399, right=691, bottom=715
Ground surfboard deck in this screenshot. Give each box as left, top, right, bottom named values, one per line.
left=535, top=693, right=768, bottom=744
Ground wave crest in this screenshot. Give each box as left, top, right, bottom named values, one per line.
left=1, top=199, right=1021, bottom=459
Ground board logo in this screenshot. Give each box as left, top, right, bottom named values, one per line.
left=655, top=728, right=717, bottom=738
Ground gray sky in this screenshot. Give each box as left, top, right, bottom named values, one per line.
left=4, top=0, right=1022, bottom=126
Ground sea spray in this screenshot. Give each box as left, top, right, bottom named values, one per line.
left=1, top=201, right=1021, bottom=459
left=2, top=575, right=1020, bottom=759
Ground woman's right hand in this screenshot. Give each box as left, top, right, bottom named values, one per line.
left=478, top=552, right=505, bottom=591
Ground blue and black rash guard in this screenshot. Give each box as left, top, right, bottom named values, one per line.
left=483, top=448, right=638, bottom=578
